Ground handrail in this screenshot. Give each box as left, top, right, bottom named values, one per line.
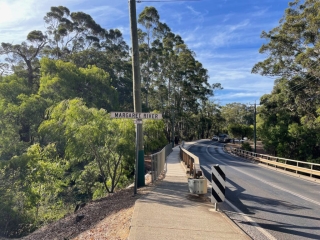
left=180, top=146, right=202, bottom=178
left=229, top=147, right=320, bottom=178
left=150, top=143, right=172, bottom=182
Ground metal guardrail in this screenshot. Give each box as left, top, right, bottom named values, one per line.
left=150, top=144, right=173, bottom=182
left=229, top=147, right=320, bottom=178
left=180, top=146, right=202, bottom=178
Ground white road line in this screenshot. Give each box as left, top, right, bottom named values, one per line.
left=204, top=144, right=320, bottom=240
left=225, top=199, right=277, bottom=240
left=206, top=145, right=320, bottom=207
left=204, top=149, right=276, bottom=240
left=207, top=181, right=276, bottom=240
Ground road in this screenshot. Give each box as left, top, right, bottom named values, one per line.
left=188, top=140, right=320, bottom=240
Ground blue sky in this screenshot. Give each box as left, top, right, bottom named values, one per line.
left=0, top=0, right=291, bottom=105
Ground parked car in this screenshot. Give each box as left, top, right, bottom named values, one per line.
left=212, top=136, right=218, bottom=141
left=218, top=134, right=231, bottom=143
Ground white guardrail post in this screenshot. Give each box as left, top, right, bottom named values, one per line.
left=211, top=164, right=226, bottom=211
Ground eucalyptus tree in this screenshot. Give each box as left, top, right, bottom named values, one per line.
left=174, top=44, right=217, bottom=139
left=137, top=6, right=219, bottom=141
left=0, top=72, right=50, bottom=157
left=252, top=0, right=320, bottom=120
left=252, top=0, right=320, bottom=79
left=0, top=63, right=9, bottom=76
left=0, top=56, right=118, bottom=159
left=196, top=101, right=223, bottom=139
left=0, top=142, right=68, bottom=237
left=221, top=103, right=253, bottom=126
left=0, top=5, right=124, bottom=150
left=43, top=6, right=105, bottom=59
left=252, top=0, right=320, bottom=161
left=99, top=29, right=133, bottom=110
left=38, top=99, right=135, bottom=194
left=143, top=117, right=168, bottom=154
left=44, top=6, right=133, bottom=110
left=39, top=58, right=118, bottom=111
left=256, top=81, right=307, bottom=158
left=0, top=30, right=47, bottom=91
left=153, top=31, right=216, bottom=141
left=0, top=39, right=45, bottom=154
left=138, top=6, right=162, bottom=109
left=67, top=28, right=132, bottom=110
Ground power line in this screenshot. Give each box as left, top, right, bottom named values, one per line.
left=287, top=66, right=320, bottom=93
left=258, top=48, right=320, bottom=99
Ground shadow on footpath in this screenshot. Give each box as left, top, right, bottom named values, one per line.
left=138, top=179, right=210, bottom=209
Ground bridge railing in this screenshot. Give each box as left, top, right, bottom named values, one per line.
left=150, top=143, right=172, bottom=182
left=180, top=146, right=202, bottom=178
left=228, top=147, right=320, bottom=179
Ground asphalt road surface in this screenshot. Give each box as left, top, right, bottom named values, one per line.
left=188, top=140, right=320, bottom=240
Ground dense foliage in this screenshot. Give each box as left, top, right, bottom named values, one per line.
left=220, top=103, right=254, bottom=139
left=2, top=1, right=319, bottom=237
left=253, top=0, right=320, bottom=161
left=137, top=7, right=221, bottom=142
left=0, top=6, right=220, bottom=237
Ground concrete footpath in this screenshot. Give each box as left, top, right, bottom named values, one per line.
left=128, top=142, right=250, bottom=240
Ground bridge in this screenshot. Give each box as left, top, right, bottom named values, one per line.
left=129, top=140, right=320, bottom=240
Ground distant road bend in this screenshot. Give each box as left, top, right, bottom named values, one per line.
left=188, top=140, right=320, bottom=240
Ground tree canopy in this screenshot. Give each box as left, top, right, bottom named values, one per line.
left=0, top=5, right=222, bottom=237
left=253, top=0, right=320, bottom=161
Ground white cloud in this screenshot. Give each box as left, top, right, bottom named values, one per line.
left=171, top=13, right=183, bottom=25
left=216, top=91, right=266, bottom=99
left=194, top=48, right=274, bottom=97
left=0, top=0, right=36, bottom=26
left=229, top=19, right=250, bottom=31
left=252, top=8, right=269, bottom=17
left=186, top=6, right=201, bottom=16
left=209, top=20, right=250, bottom=48
left=77, top=5, right=127, bottom=25
left=222, top=14, right=232, bottom=22
left=184, top=5, right=208, bottom=24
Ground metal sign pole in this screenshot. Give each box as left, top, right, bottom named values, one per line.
left=134, top=121, right=139, bottom=195
left=129, top=0, right=145, bottom=190
left=110, top=113, right=162, bottom=194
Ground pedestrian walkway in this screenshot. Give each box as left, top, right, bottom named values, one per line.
left=128, top=142, right=250, bottom=240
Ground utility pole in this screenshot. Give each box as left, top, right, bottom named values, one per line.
left=253, top=102, right=256, bottom=153
left=129, top=0, right=145, bottom=193
left=249, top=102, right=259, bottom=153
left=171, top=114, right=175, bottom=148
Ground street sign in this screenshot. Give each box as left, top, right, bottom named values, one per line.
left=110, top=111, right=162, bottom=195
left=110, top=112, right=162, bottom=119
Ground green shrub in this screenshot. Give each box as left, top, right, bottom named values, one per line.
left=241, top=142, right=252, bottom=151
left=143, top=117, right=168, bottom=154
